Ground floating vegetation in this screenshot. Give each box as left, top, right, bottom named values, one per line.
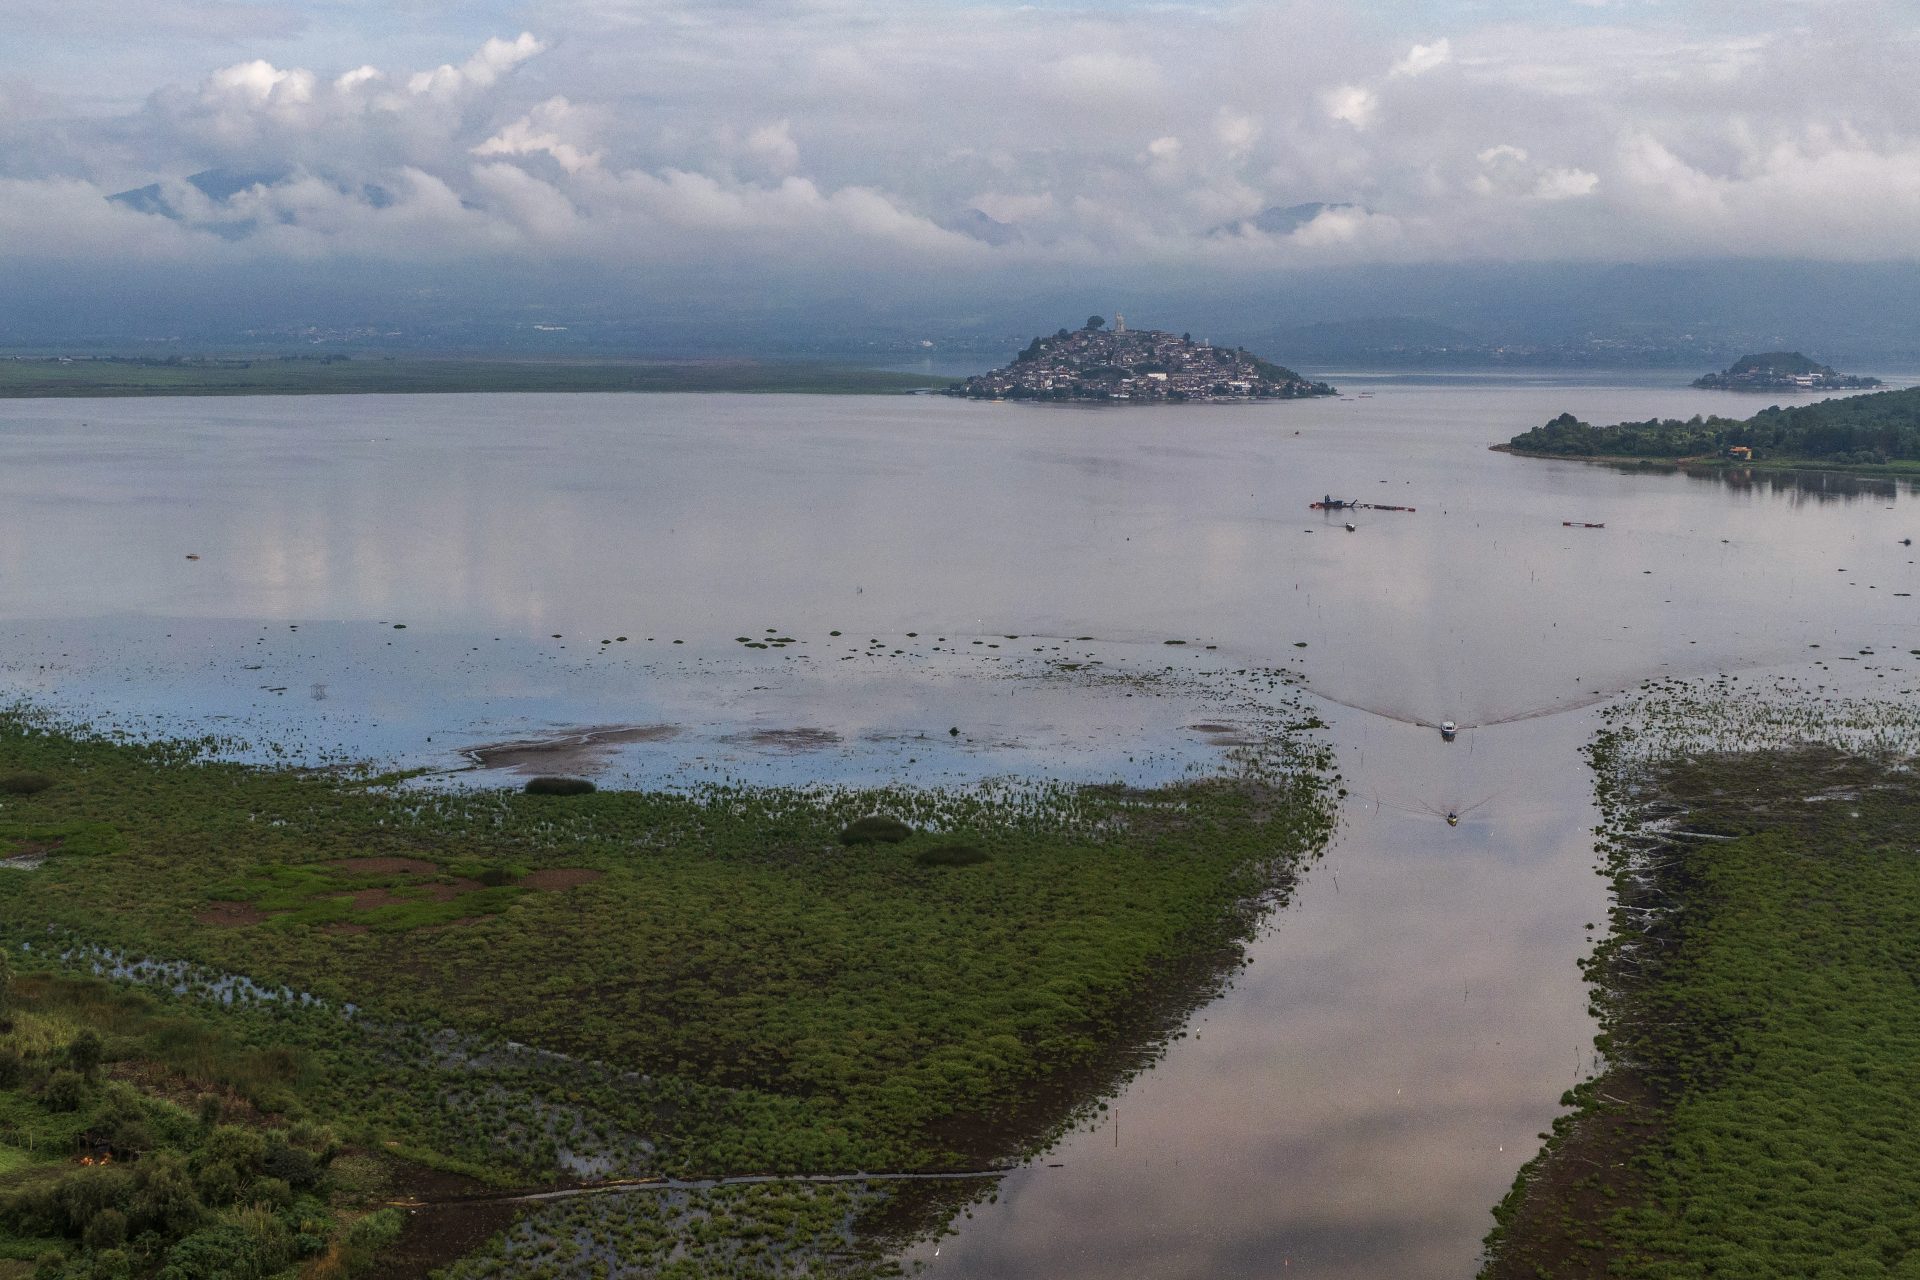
left=1485, top=683, right=1920, bottom=1278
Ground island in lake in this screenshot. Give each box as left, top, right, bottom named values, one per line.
left=1692, top=351, right=1882, bottom=391
left=946, top=316, right=1336, bottom=402
left=1500, top=385, right=1920, bottom=471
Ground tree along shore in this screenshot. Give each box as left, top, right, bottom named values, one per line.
left=1503, top=385, right=1920, bottom=469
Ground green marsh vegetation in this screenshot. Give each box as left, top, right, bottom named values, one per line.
left=0, top=698, right=1336, bottom=1274
left=1484, top=683, right=1920, bottom=1279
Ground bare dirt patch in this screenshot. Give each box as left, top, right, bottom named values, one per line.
left=423, top=878, right=485, bottom=902
left=521, top=868, right=604, bottom=891
left=463, top=724, right=680, bottom=774
left=196, top=901, right=271, bottom=927
left=732, top=727, right=842, bottom=751
left=331, top=856, right=439, bottom=876
left=359, top=1161, right=518, bottom=1280
left=348, top=887, right=406, bottom=911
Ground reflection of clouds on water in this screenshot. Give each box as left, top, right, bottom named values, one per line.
left=912, top=711, right=1607, bottom=1280
left=4, top=383, right=1920, bottom=1278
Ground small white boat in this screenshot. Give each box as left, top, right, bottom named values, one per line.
left=1440, top=720, right=1457, bottom=741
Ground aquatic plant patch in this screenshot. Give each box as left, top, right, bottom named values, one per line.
left=1485, top=692, right=1920, bottom=1279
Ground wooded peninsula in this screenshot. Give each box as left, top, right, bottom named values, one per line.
left=1502, top=386, right=1920, bottom=470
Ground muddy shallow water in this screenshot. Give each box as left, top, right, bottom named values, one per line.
left=3, top=376, right=1919, bottom=1275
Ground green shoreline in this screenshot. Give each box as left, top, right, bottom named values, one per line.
left=0, top=705, right=1335, bottom=1277
left=1490, top=441, right=1920, bottom=479
left=1483, top=698, right=1920, bottom=1278
left=0, top=359, right=952, bottom=399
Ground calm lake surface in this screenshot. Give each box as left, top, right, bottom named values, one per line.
left=3, top=377, right=1918, bottom=1276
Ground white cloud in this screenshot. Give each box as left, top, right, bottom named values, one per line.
left=6, top=4, right=1920, bottom=281
left=1534, top=166, right=1599, bottom=200
left=334, top=65, right=381, bottom=95
left=1390, top=38, right=1452, bottom=79
left=1322, top=85, right=1378, bottom=129
left=407, top=32, right=544, bottom=98
left=207, top=60, right=315, bottom=106
left=745, top=120, right=800, bottom=175
left=473, top=98, right=602, bottom=174
left=1214, top=108, right=1260, bottom=158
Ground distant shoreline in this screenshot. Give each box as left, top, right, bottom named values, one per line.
left=0, top=357, right=952, bottom=399
left=1491, top=441, right=1920, bottom=478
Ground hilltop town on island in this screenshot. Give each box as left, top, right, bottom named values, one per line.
left=945, top=316, right=1337, bottom=402
left=1691, top=352, right=1882, bottom=391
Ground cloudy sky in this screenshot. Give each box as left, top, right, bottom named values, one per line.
left=2, top=0, right=1918, bottom=331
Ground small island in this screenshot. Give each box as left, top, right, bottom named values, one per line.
left=946, top=316, right=1336, bottom=402
left=1692, top=351, right=1881, bottom=391
left=1499, top=385, right=1920, bottom=471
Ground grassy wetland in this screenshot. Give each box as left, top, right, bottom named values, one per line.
left=0, top=701, right=1336, bottom=1277
left=1483, top=686, right=1920, bottom=1279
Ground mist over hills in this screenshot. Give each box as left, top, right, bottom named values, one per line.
left=5, top=258, right=1917, bottom=374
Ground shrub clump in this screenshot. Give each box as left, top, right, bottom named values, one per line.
left=840, top=816, right=913, bottom=845
left=915, top=844, right=990, bottom=867
left=523, top=777, right=595, bottom=796
left=0, top=771, right=54, bottom=795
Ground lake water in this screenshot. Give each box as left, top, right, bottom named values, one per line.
left=3, top=377, right=1918, bottom=1276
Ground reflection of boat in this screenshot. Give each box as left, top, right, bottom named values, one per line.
left=1440, top=721, right=1457, bottom=741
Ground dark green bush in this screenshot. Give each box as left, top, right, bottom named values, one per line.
left=41, top=1068, right=88, bottom=1112
left=83, top=1208, right=128, bottom=1252
left=840, top=816, right=913, bottom=845
left=0, top=771, right=53, bottom=795
left=68, top=1029, right=103, bottom=1077
left=157, top=1219, right=289, bottom=1280
left=523, top=777, right=595, bottom=796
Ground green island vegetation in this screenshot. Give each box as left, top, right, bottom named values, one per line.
left=1502, top=385, right=1920, bottom=472
left=1691, top=352, right=1881, bottom=392
left=0, top=357, right=946, bottom=399
left=1484, top=684, right=1920, bottom=1279
left=0, top=699, right=1335, bottom=1277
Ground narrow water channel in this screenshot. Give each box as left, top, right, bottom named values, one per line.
left=908, top=703, right=1610, bottom=1277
